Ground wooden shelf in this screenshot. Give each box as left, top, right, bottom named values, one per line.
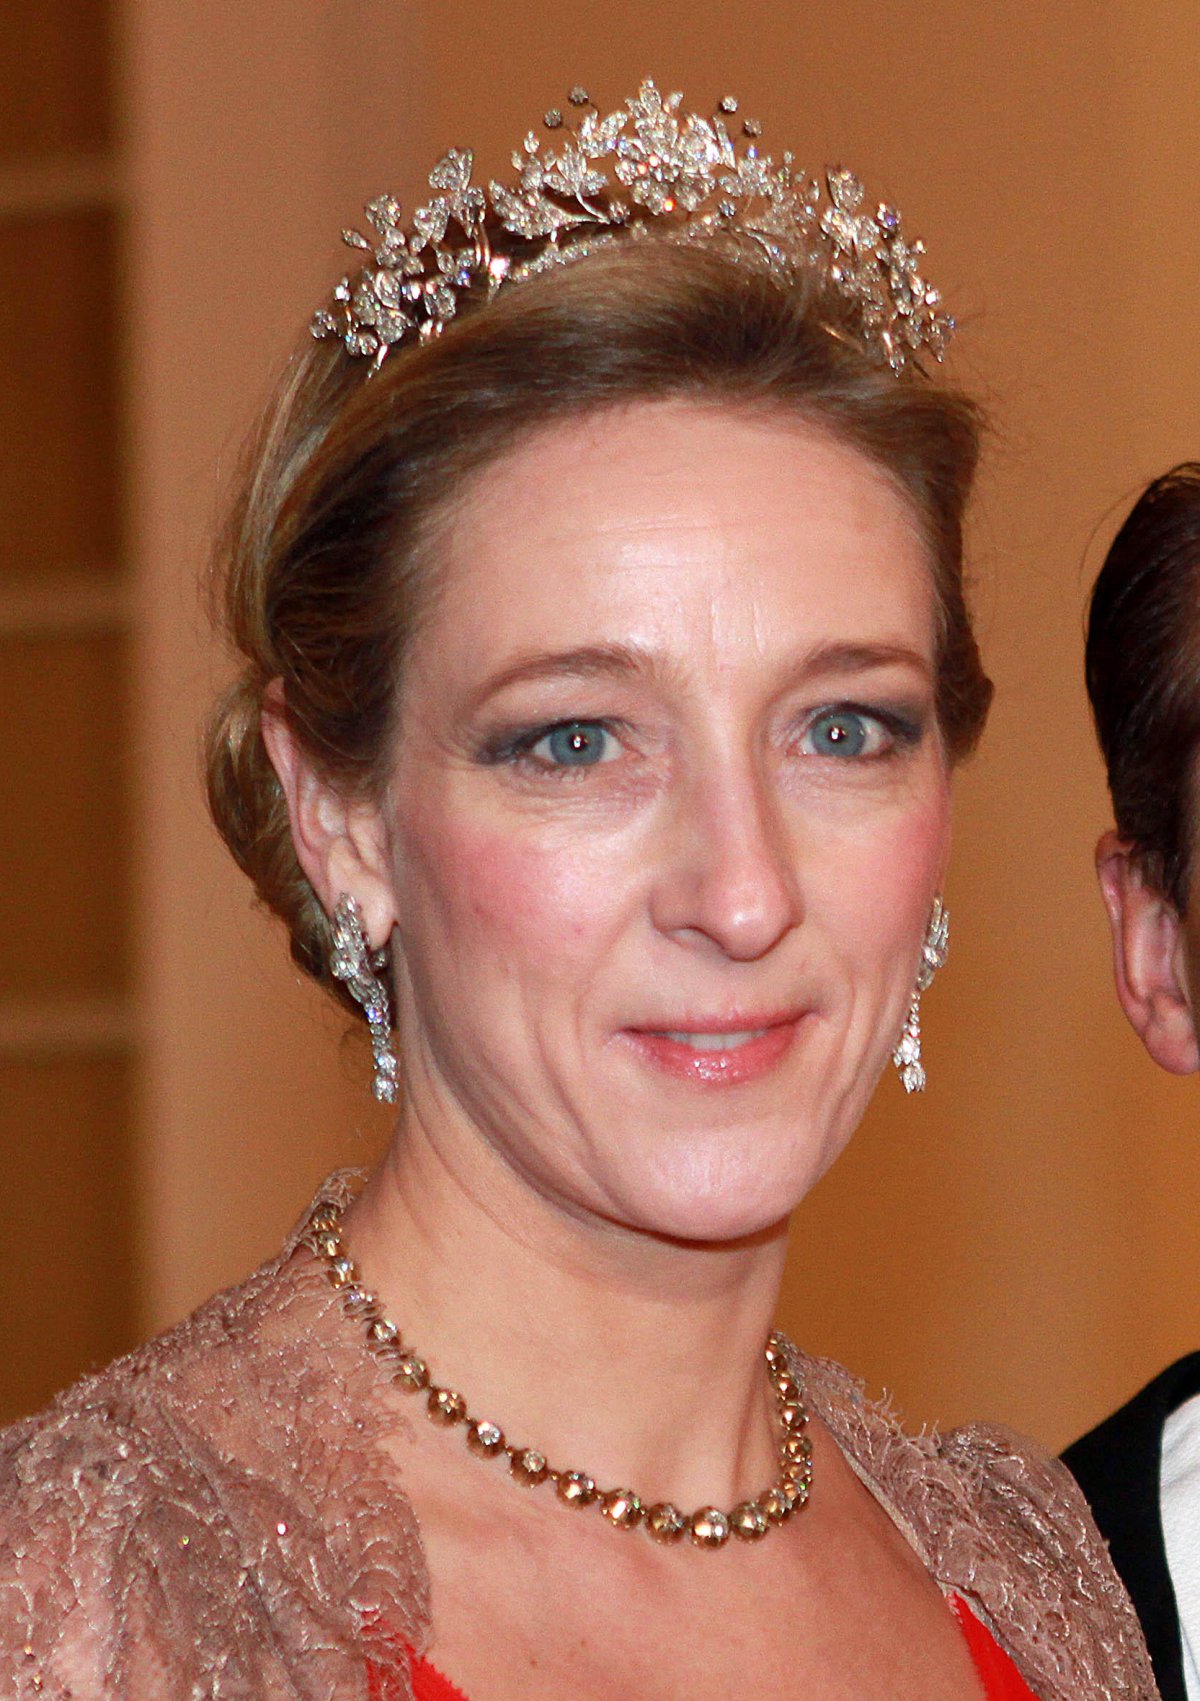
left=0, top=155, right=121, bottom=219
left=0, top=572, right=129, bottom=638
left=0, top=996, right=139, bottom=1064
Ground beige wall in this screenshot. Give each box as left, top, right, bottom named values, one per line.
left=109, top=0, right=1200, bottom=1450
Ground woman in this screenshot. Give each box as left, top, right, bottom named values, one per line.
left=0, top=81, right=1155, bottom=1699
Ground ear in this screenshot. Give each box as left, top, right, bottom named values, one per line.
left=260, top=681, right=396, bottom=950
left=1095, top=829, right=1199, bottom=1074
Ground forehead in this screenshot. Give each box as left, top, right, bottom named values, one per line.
left=416, top=400, right=934, bottom=682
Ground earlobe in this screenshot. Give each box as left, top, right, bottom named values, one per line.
left=260, top=681, right=396, bottom=947
left=1095, top=830, right=1200, bottom=1074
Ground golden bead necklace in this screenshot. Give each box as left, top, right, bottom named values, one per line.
left=306, top=1199, right=813, bottom=1550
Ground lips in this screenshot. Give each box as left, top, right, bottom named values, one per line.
left=621, top=1014, right=804, bottom=1086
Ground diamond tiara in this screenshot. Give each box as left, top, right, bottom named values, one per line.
left=312, top=79, right=953, bottom=376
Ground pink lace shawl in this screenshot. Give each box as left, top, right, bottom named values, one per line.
left=0, top=1181, right=1158, bottom=1699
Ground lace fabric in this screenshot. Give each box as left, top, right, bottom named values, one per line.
left=795, top=1348, right=1159, bottom=1699
left=1, top=1177, right=429, bottom=1700
left=0, top=1178, right=1159, bottom=1699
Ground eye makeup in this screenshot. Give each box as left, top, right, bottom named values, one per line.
left=476, top=716, right=629, bottom=774
left=794, top=699, right=927, bottom=760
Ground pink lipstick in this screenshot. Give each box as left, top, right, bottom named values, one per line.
left=621, top=1015, right=802, bottom=1086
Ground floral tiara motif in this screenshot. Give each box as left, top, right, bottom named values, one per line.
left=312, top=80, right=953, bottom=376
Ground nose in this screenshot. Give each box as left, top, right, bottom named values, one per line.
left=648, top=759, right=802, bottom=962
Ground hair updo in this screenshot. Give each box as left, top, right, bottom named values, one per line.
left=207, top=237, right=993, bottom=1018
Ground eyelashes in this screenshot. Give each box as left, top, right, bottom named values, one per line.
left=477, top=702, right=927, bottom=777
left=796, top=703, right=924, bottom=760
left=478, top=718, right=625, bottom=775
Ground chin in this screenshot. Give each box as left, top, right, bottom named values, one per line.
left=611, top=1136, right=831, bottom=1246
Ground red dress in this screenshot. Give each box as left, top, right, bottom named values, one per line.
left=387, top=1592, right=1040, bottom=1700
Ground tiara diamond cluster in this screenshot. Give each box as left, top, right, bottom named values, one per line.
left=312, top=80, right=953, bottom=375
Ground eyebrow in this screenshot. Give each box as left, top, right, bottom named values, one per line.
left=468, top=643, right=652, bottom=707
left=799, top=640, right=933, bottom=680
left=470, top=637, right=931, bottom=708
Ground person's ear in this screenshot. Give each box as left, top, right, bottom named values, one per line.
left=261, top=681, right=396, bottom=949
left=1095, top=830, right=1199, bottom=1074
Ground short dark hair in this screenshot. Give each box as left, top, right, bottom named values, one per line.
left=1085, top=462, right=1200, bottom=908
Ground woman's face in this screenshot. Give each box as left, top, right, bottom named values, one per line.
left=379, top=400, right=951, bottom=1242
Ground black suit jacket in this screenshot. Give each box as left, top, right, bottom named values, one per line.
left=1063, top=1352, right=1200, bottom=1701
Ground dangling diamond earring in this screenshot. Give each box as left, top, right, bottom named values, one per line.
left=893, top=897, right=949, bottom=1094
left=330, top=894, right=399, bottom=1103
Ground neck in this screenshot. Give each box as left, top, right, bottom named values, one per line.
left=343, top=1092, right=792, bottom=1510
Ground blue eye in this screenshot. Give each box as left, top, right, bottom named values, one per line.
left=533, top=721, right=614, bottom=767
left=804, top=708, right=879, bottom=758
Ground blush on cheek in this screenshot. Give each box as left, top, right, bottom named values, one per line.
left=417, top=818, right=623, bottom=953
left=882, top=807, right=948, bottom=910
left=825, top=806, right=950, bottom=983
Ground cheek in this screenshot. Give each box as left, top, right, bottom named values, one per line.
left=880, top=802, right=948, bottom=900
left=822, top=792, right=950, bottom=957
left=400, top=806, right=633, bottom=967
